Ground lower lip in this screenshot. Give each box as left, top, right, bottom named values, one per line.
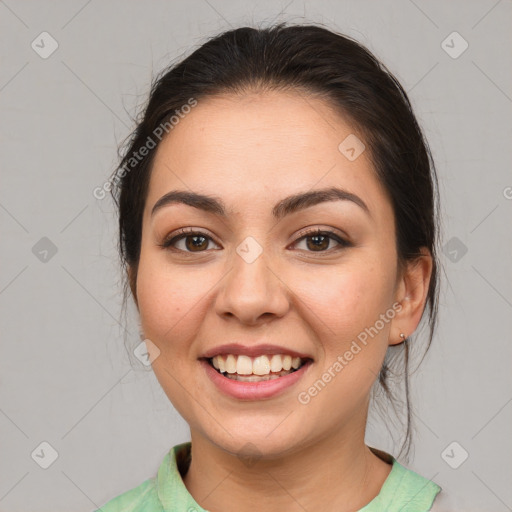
left=200, top=359, right=313, bottom=400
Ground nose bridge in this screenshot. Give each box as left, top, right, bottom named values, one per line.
left=215, top=235, right=289, bottom=323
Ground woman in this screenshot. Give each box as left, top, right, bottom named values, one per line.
left=98, top=22, right=444, bottom=511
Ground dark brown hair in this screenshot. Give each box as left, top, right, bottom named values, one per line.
left=110, top=22, right=441, bottom=461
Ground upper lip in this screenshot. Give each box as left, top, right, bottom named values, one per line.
left=200, top=343, right=313, bottom=360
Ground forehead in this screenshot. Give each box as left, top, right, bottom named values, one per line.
left=145, top=90, right=390, bottom=222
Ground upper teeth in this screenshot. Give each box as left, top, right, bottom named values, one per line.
left=211, top=354, right=303, bottom=375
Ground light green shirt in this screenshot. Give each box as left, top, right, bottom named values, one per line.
left=96, top=442, right=441, bottom=511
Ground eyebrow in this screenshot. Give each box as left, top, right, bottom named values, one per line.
left=150, top=186, right=371, bottom=220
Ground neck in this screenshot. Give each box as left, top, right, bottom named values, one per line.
left=182, top=425, right=392, bottom=512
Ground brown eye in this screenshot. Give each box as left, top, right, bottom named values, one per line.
left=305, top=233, right=330, bottom=251
left=182, top=234, right=209, bottom=251
left=293, top=229, right=350, bottom=253
left=160, top=229, right=220, bottom=253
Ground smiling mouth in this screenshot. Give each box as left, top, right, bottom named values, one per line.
left=204, top=354, right=312, bottom=382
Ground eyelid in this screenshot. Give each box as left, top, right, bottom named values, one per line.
left=290, top=227, right=351, bottom=252
left=293, top=225, right=349, bottom=242
left=159, top=227, right=221, bottom=250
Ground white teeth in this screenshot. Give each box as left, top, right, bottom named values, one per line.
left=253, top=355, right=270, bottom=375
left=236, top=355, right=253, bottom=375
left=209, top=353, right=307, bottom=376
left=269, top=354, right=282, bottom=372
left=225, top=354, right=237, bottom=374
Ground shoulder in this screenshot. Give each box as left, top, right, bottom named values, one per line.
left=362, top=448, right=441, bottom=512
left=93, top=443, right=192, bottom=512
left=380, top=459, right=441, bottom=511
left=94, top=477, right=163, bottom=512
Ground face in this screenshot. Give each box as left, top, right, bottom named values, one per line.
left=135, top=90, right=408, bottom=458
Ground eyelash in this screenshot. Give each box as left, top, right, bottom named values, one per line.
left=158, top=227, right=351, bottom=255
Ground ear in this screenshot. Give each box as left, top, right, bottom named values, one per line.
left=389, top=247, right=433, bottom=346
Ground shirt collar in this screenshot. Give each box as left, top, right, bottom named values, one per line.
left=156, top=442, right=440, bottom=511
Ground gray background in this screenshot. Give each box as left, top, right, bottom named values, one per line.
left=1, top=1, right=511, bottom=511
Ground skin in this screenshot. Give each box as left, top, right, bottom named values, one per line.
left=131, top=89, right=432, bottom=512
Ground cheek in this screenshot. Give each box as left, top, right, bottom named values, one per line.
left=135, top=252, right=207, bottom=347
left=293, top=259, right=392, bottom=341
left=291, top=262, right=393, bottom=415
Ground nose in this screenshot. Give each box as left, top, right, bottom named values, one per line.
left=214, top=243, right=290, bottom=326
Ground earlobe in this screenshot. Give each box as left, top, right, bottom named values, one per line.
left=388, top=327, right=407, bottom=347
